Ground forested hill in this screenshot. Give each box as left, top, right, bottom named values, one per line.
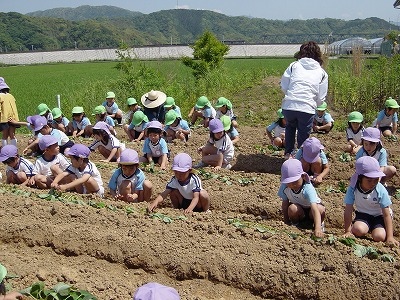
left=0, top=6, right=397, bottom=52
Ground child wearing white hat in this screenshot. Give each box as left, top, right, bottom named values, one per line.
left=343, top=156, right=398, bottom=246
left=278, top=159, right=325, bottom=237
left=148, top=153, right=210, bottom=213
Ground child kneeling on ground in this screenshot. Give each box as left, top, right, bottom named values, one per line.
left=51, top=144, right=104, bottom=196
left=278, top=158, right=326, bottom=237
left=109, top=149, right=152, bottom=202
left=148, top=153, right=210, bottom=214
left=343, top=156, right=398, bottom=246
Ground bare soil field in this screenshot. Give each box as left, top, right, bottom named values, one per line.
left=1, top=81, right=400, bottom=299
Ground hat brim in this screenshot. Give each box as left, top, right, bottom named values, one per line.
left=141, top=91, right=167, bottom=108
left=362, top=137, right=380, bottom=143
left=172, top=166, right=191, bottom=172
left=119, top=161, right=139, bottom=165
left=281, top=172, right=310, bottom=184
left=0, top=155, right=11, bottom=162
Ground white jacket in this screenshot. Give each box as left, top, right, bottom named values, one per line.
left=280, top=58, right=328, bottom=115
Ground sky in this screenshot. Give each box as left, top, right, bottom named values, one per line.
left=1, top=0, right=400, bottom=23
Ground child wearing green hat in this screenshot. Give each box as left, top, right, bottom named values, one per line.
left=102, top=91, right=123, bottom=125
left=344, top=111, right=364, bottom=155
left=220, top=115, right=239, bottom=144
left=188, top=96, right=216, bottom=128
left=51, top=107, right=71, bottom=135
left=85, top=105, right=116, bottom=137
left=123, top=97, right=141, bottom=125
left=164, top=96, right=182, bottom=118
left=36, top=103, right=53, bottom=126
left=312, top=102, right=334, bottom=133
left=125, top=110, right=149, bottom=142
left=67, top=106, right=91, bottom=139
left=266, top=108, right=286, bottom=149
left=164, top=110, right=191, bottom=143
left=215, top=96, right=238, bottom=128
left=375, top=97, right=399, bottom=138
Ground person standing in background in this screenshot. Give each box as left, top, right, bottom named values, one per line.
left=0, top=77, right=19, bottom=147
left=280, top=41, right=328, bottom=159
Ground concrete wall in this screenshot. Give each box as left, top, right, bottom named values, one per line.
left=0, top=44, right=311, bottom=65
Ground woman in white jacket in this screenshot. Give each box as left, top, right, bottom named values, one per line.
left=280, top=41, right=328, bottom=159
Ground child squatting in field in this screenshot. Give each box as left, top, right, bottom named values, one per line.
left=109, top=149, right=152, bottom=202
left=148, top=153, right=210, bottom=213
left=51, top=144, right=104, bottom=196
left=278, top=158, right=326, bottom=237
left=343, top=156, right=399, bottom=246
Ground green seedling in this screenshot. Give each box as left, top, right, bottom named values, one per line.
left=395, top=189, right=400, bottom=200
left=20, top=281, right=97, bottom=300
left=38, top=188, right=62, bottom=201
left=125, top=206, right=135, bottom=214
left=238, top=177, right=257, bottom=186
left=338, top=181, right=347, bottom=193
left=254, top=145, right=268, bottom=154
left=339, top=152, right=351, bottom=162
left=339, top=237, right=395, bottom=261
left=219, top=176, right=232, bottom=185
left=148, top=212, right=173, bottom=223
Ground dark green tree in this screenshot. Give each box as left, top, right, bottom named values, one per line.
left=182, top=31, right=229, bottom=79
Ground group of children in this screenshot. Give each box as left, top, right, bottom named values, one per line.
left=276, top=97, right=399, bottom=246
left=1, top=86, right=399, bottom=246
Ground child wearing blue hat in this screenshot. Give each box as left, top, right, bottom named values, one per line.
left=109, top=149, right=152, bottom=202
left=278, top=158, right=325, bottom=237
left=51, top=144, right=104, bottom=196
left=148, top=153, right=210, bottom=213
left=30, top=135, right=70, bottom=189
left=343, top=156, right=398, bottom=246
left=0, top=145, right=35, bottom=186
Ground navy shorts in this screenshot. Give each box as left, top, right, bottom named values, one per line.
left=378, top=126, right=392, bottom=133
left=181, top=198, right=203, bottom=212
left=354, top=211, right=385, bottom=232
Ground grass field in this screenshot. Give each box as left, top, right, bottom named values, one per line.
left=0, top=58, right=293, bottom=126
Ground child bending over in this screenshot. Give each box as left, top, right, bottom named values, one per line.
left=148, top=153, right=210, bottom=213
left=51, top=144, right=104, bottom=196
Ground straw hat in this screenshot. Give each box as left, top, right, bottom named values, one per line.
left=141, top=90, right=167, bottom=109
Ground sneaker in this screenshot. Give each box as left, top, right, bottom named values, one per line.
left=194, top=161, right=207, bottom=169
left=223, top=163, right=232, bottom=170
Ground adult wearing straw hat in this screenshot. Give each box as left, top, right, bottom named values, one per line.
left=141, top=90, right=167, bottom=123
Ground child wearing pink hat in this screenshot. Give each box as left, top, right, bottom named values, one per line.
left=88, top=121, right=123, bottom=162
left=109, top=149, right=152, bottom=202
left=148, top=153, right=210, bottom=214
left=133, top=282, right=180, bottom=300
left=343, top=156, right=398, bottom=246
left=295, top=137, right=329, bottom=185
left=278, top=159, right=326, bottom=237
left=51, top=144, right=104, bottom=196
left=195, top=118, right=234, bottom=169
left=30, top=135, right=70, bottom=189
left=355, top=127, right=396, bottom=185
